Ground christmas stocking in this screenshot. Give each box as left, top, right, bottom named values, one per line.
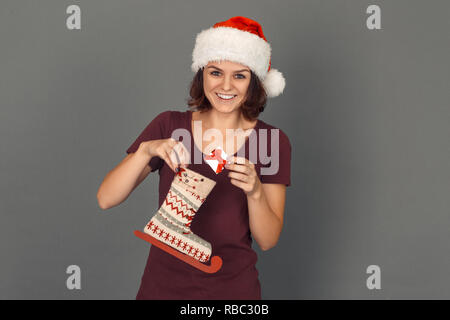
left=143, top=167, right=216, bottom=263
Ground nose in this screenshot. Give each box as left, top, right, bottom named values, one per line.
left=221, top=74, right=233, bottom=91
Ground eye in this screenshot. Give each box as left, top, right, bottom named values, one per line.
left=210, top=71, right=246, bottom=79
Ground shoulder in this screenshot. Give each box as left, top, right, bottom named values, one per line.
left=257, top=119, right=291, bottom=150
left=150, top=109, right=188, bottom=127
left=154, top=109, right=190, bottom=122
left=152, top=110, right=174, bottom=122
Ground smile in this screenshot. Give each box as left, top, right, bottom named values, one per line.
left=216, top=93, right=237, bottom=101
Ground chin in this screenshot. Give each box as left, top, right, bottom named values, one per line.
left=209, top=97, right=243, bottom=113
left=212, top=104, right=239, bottom=114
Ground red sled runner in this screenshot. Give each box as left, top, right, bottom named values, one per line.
left=134, top=230, right=223, bottom=274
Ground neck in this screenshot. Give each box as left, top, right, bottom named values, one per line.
left=200, top=108, right=248, bottom=131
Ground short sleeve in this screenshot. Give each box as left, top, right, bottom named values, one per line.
left=259, top=128, right=291, bottom=187
left=125, top=110, right=172, bottom=172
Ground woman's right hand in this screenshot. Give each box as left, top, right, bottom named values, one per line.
left=142, top=138, right=190, bottom=173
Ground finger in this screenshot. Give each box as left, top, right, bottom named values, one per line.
left=229, top=178, right=247, bottom=191
left=228, top=156, right=248, bottom=165
left=168, top=144, right=182, bottom=168
left=228, top=156, right=255, bottom=173
left=178, top=143, right=191, bottom=166
left=228, top=171, right=249, bottom=183
left=168, top=137, right=178, bottom=146
left=163, top=138, right=179, bottom=165
left=171, top=141, right=189, bottom=168
left=178, top=147, right=189, bottom=168
left=174, top=142, right=190, bottom=167
left=162, top=149, right=177, bottom=172
left=225, top=161, right=248, bottom=174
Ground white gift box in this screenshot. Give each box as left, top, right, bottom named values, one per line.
left=203, top=146, right=229, bottom=174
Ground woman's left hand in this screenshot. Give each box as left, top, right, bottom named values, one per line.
left=225, top=156, right=262, bottom=199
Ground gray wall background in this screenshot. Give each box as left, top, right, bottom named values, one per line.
left=1, top=0, right=449, bottom=299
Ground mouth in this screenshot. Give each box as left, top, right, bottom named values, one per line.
left=216, top=93, right=237, bottom=102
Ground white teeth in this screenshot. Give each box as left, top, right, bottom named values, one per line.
left=217, top=93, right=236, bottom=100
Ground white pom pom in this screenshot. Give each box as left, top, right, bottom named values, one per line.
left=262, top=68, right=286, bottom=98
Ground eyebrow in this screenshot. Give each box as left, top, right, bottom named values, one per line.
left=207, top=66, right=250, bottom=73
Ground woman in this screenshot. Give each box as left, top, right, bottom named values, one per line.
left=97, top=16, right=291, bottom=299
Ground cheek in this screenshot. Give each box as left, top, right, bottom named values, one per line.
left=204, top=78, right=218, bottom=91
left=203, top=78, right=209, bottom=90
left=239, top=82, right=250, bottom=94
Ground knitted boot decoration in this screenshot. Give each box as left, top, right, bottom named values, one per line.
left=139, top=167, right=217, bottom=265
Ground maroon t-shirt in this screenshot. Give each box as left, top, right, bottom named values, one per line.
left=126, top=109, right=291, bottom=299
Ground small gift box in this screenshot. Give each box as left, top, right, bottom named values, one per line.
left=203, top=146, right=228, bottom=174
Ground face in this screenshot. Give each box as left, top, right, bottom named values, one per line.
left=202, top=60, right=251, bottom=114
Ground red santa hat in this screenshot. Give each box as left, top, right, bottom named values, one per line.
left=191, top=16, right=286, bottom=98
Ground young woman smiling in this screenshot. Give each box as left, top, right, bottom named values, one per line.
left=97, top=16, right=291, bottom=300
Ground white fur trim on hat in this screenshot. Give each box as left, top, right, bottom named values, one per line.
left=191, top=26, right=271, bottom=80
left=263, top=68, right=286, bottom=98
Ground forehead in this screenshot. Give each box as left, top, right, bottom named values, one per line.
left=206, top=60, right=250, bottom=71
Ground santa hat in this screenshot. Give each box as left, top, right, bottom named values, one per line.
left=191, top=16, right=286, bottom=98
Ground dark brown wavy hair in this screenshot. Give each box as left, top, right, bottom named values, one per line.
left=186, top=67, right=267, bottom=121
